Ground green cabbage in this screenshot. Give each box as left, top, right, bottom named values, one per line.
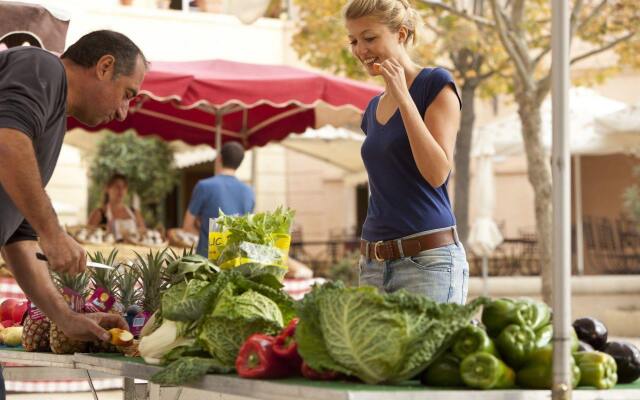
left=296, top=282, right=486, bottom=384
left=151, top=357, right=231, bottom=385
left=161, top=280, right=218, bottom=321
left=198, top=288, right=284, bottom=367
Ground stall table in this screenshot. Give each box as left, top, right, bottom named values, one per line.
left=71, top=353, right=640, bottom=400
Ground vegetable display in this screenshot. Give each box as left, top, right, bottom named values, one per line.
left=295, top=281, right=486, bottom=384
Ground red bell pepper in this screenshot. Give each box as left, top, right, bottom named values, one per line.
left=301, top=362, right=342, bottom=381
left=236, top=334, right=293, bottom=379
left=273, top=318, right=303, bottom=370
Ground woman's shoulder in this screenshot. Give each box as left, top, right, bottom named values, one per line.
left=417, top=66, right=461, bottom=110
left=420, top=66, right=456, bottom=85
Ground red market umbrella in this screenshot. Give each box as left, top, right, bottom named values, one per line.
left=68, top=59, right=381, bottom=149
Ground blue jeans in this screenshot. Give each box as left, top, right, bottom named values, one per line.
left=358, top=231, right=469, bottom=304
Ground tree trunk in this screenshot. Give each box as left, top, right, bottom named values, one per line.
left=454, top=82, right=477, bottom=244
left=517, top=94, right=553, bottom=305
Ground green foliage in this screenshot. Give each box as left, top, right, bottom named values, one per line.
left=89, top=131, right=178, bottom=226
left=292, top=0, right=367, bottom=80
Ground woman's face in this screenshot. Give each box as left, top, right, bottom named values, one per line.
left=346, top=16, right=406, bottom=76
left=107, top=179, right=128, bottom=204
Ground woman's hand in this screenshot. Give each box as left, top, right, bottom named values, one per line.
left=377, top=58, right=411, bottom=106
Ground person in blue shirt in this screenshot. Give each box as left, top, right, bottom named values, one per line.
left=182, top=141, right=255, bottom=257
left=345, top=0, right=468, bottom=304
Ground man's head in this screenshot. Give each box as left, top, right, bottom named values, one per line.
left=220, top=141, right=245, bottom=170
left=62, top=30, right=148, bottom=126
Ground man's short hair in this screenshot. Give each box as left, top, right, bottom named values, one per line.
left=61, top=30, right=147, bottom=77
left=220, top=142, right=245, bottom=170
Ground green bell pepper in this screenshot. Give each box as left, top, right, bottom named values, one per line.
left=482, top=298, right=518, bottom=337
left=496, top=324, right=536, bottom=368
left=571, top=327, right=580, bottom=353
left=534, top=324, right=580, bottom=352
left=535, top=324, right=553, bottom=348
left=512, top=299, right=551, bottom=331
left=575, top=351, right=618, bottom=389
left=421, top=353, right=464, bottom=387
left=460, top=352, right=515, bottom=389
left=452, top=325, right=498, bottom=359
left=516, top=345, right=581, bottom=389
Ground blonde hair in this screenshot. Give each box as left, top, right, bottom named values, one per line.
left=344, top=0, right=421, bottom=45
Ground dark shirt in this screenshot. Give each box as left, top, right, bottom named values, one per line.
left=0, top=47, right=67, bottom=245
left=360, top=67, right=462, bottom=241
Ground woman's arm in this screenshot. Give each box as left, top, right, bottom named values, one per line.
left=398, top=86, right=460, bottom=188
left=87, top=208, right=103, bottom=228
left=134, top=209, right=146, bottom=232
left=378, top=60, right=460, bottom=188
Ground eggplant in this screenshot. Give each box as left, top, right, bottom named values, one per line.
left=577, top=340, right=594, bottom=353
left=603, top=341, right=640, bottom=383
left=572, top=317, right=608, bottom=350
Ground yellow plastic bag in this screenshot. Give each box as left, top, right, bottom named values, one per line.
left=209, top=230, right=291, bottom=270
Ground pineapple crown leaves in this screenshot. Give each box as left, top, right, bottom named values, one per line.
left=168, top=247, right=195, bottom=260
left=115, top=266, right=142, bottom=310
left=88, top=249, right=120, bottom=295
left=88, top=249, right=119, bottom=266
left=52, top=270, right=92, bottom=300
left=133, top=248, right=170, bottom=313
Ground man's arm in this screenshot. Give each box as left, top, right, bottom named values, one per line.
left=1, top=241, right=127, bottom=341
left=0, top=128, right=85, bottom=274
left=182, top=210, right=200, bottom=234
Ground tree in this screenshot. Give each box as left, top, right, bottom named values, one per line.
left=419, top=0, right=640, bottom=303
left=89, top=131, right=179, bottom=226
left=291, top=0, right=511, bottom=243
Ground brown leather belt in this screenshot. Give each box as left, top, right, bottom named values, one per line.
left=360, top=228, right=456, bottom=262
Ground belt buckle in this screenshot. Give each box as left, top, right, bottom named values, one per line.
left=373, top=241, right=385, bottom=262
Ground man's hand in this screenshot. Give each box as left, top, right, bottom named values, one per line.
left=39, top=230, right=86, bottom=274
left=57, top=311, right=129, bottom=342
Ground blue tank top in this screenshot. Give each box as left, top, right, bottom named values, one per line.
left=360, top=67, right=462, bottom=241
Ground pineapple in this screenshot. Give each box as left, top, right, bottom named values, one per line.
left=115, top=265, right=141, bottom=312
left=130, top=249, right=169, bottom=336
left=87, top=250, right=122, bottom=353
left=88, top=249, right=120, bottom=311
left=49, top=271, right=91, bottom=354
left=135, top=248, right=169, bottom=316
left=22, top=303, right=51, bottom=352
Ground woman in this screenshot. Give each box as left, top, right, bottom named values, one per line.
left=345, top=0, right=468, bottom=303
left=88, top=173, right=146, bottom=242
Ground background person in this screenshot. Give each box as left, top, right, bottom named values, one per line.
left=88, top=173, right=146, bottom=241
left=183, top=141, right=255, bottom=257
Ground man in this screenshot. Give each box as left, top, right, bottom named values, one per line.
left=0, top=30, right=146, bottom=396
left=183, top=142, right=255, bottom=257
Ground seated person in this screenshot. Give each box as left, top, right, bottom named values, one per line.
left=88, top=173, right=146, bottom=242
